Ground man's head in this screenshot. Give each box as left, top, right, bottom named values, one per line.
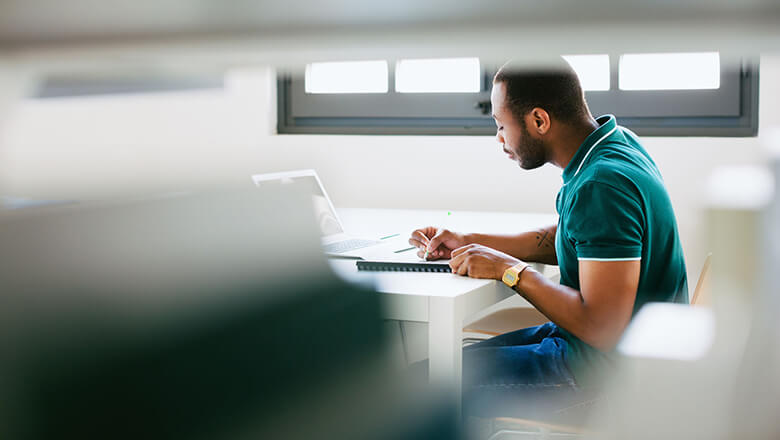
left=491, top=58, right=589, bottom=169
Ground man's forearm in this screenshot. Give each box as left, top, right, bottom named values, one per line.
left=511, top=268, right=630, bottom=352
left=464, top=224, right=558, bottom=265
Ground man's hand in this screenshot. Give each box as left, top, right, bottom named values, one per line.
left=408, top=227, right=468, bottom=260
left=449, top=244, right=521, bottom=279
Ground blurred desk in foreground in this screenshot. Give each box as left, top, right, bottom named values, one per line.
left=329, top=208, right=557, bottom=399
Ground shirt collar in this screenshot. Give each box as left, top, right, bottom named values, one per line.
left=561, top=114, right=618, bottom=184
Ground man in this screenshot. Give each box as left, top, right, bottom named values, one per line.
left=409, top=58, right=688, bottom=420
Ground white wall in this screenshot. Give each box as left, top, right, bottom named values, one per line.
left=1, top=57, right=778, bottom=285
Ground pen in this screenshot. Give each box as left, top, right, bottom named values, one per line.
left=424, top=226, right=440, bottom=260
left=425, top=212, right=451, bottom=260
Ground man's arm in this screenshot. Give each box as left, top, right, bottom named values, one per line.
left=512, top=259, right=639, bottom=351
left=448, top=245, right=639, bottom=352
left=464, top=224, right=558, bottom=265
left=411, top=224, right=558, bottom=265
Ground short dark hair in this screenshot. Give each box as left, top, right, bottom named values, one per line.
left=493, top=58, right=589, bottom=123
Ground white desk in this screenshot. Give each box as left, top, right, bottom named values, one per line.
left=328, top=208, right=557, bottom=399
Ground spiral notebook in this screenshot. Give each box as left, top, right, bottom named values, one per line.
left=356, top=260, right=452, bottom=273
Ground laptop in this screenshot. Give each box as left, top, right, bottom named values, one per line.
left=251, top=169, right=410, bottom=258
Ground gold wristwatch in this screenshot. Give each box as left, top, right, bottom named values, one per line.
left=502, top=261, right=530, bottom=288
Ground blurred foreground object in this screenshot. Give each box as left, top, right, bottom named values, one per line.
left=0, top=187, right=457, bottom=439
left=600, top=160, right=779, bottom=439
left=2, top=0, right=780, bottom=59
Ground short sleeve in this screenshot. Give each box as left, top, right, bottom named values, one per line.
left=568, top=181, right=644, bottom=261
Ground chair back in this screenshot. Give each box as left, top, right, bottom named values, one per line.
left=690, top=253, right=713, bottom=306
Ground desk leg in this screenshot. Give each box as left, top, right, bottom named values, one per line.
left=428, top=296, right=464, bottom=414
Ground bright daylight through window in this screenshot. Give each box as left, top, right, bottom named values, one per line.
left=304, top=60, right=388, bottom=94
left=619, top=52, right=720, bottom=91
left=562, top=54, right=610, bottom=91
left=395, top=58, right=481, bottom=93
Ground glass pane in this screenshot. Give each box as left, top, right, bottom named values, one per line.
left=395, top=57, right=480, bottom=93
left=619, top=52, right=720, bottom=91
left=562, top=54, right=610, bottom=91
left=305, top=60, right=388, bottom=94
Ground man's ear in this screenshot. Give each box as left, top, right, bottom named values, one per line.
left=528, top=108, right=551, bottom=135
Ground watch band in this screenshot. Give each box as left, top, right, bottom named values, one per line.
left=502, top=261, right=530, bottom=288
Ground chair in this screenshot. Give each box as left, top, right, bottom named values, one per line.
left=690, top=253, right=712, bottom=306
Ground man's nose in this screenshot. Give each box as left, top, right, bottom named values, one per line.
left=496, top=131, right=504, bottom=144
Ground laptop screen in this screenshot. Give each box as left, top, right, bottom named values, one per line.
left=252, top=171, right=344, bottom=237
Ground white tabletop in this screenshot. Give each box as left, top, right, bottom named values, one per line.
left=330, top=208, right=556, bottom=317
left=332, top=207, right=556, bottom=296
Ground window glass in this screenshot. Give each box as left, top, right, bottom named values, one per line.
left=562, top=54, right=610, bottom=91
left=395, top=57, right=481, bottom=93
left=305, top=60, right=388, bottom=94
left=619, top=52, right=720, bottom=91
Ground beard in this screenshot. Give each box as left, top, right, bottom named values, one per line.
left=514, top=124, right=547, bottom=170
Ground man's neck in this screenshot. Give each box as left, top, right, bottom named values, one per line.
left=550, top=117, right=599, bottom=169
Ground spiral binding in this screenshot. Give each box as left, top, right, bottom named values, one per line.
left=356, top=261, right=452, bottom=273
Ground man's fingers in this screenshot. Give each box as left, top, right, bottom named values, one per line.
left=449, top=247, right=469, bottom=269
left=409, top=230, right=430, bottom=249
left=413, top=229, right=431, bottom=243
left=450, top=243, right=475, bottom=259
left=422, top=226, right=438, bottom=237
left=450, top=246, right=465, bottom=258
left=408, top=237, right=425, bottom=249
left=457, top=258, right=470, bottom=276
left=426, top=228, right=445, bottom=251
left=415, top=226, right=437, bottom=242
left=419, top=249, right=441, bottom=260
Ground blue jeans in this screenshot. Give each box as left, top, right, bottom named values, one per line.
left=461, top=322, right=596, bottom=421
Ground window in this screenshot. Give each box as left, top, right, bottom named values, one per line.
left=562, top=54, right=610, bottom=91
left=305, top=61, right=388, bottom=94
left=395, top=58, right=481, bottom=93
left=277, top=54, right=759, bottom=136
left=618, top=52, right=720, bottom=91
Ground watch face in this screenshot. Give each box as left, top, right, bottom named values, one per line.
left=504, top=273, right=516, bottom=283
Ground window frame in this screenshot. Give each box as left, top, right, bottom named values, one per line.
left=278, top=56, right=759, bottom=137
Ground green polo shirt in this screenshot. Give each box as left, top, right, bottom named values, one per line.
left=554, top=114, right=688, bottom=387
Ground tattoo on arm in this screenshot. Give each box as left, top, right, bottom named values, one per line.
left=535, top=227, right=555, bottom=251
left=522, top=225, right=557, bottom=265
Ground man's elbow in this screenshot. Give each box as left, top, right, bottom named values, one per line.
left=584, top=333, right=622, bottom=352
left=578, top=319, right=630, bottom=352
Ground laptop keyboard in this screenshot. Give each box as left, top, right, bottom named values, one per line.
left=324, top=238, right=381, bottom=254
